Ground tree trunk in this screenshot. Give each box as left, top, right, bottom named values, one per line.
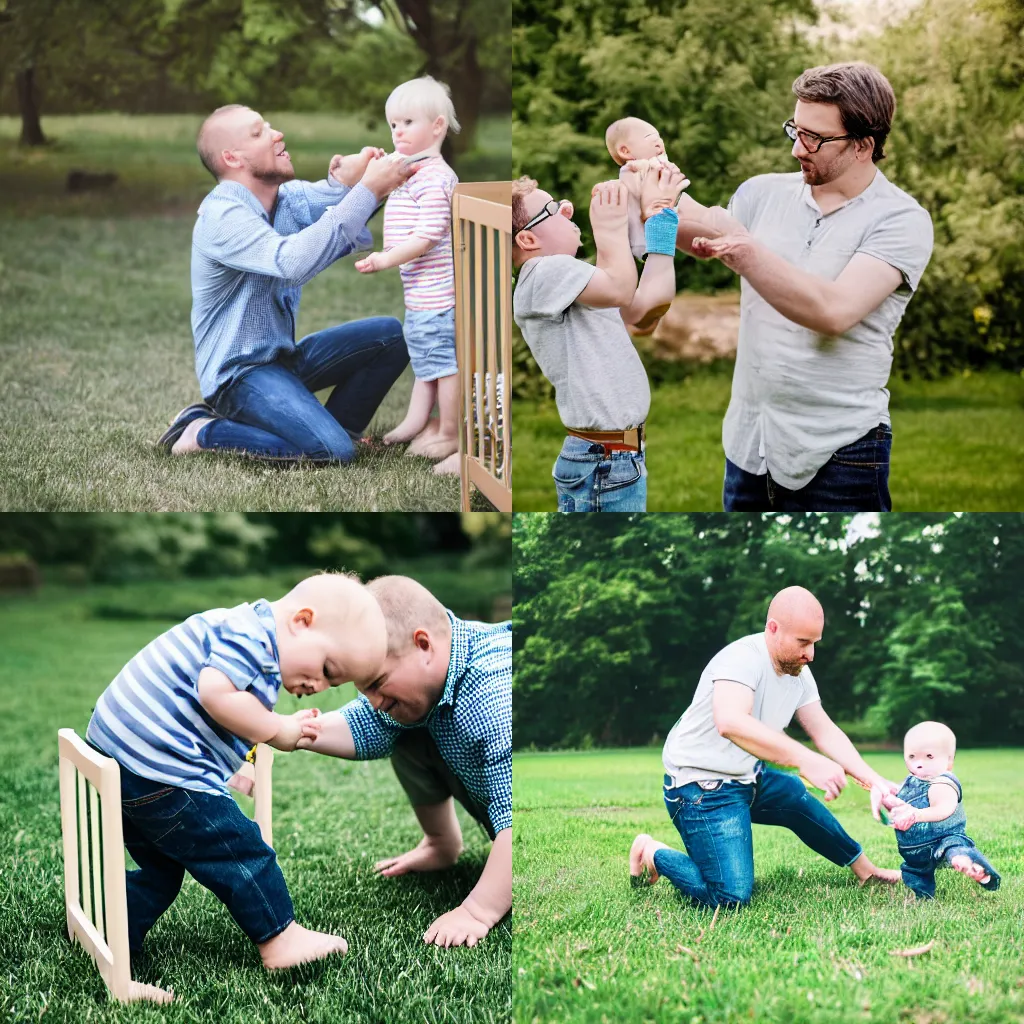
left=16, top=66, right=47, bottom=146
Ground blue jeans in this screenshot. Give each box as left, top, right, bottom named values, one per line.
left=553, top=435, right=647, bottom=512
left=200, top=317, right=408, bottom=462
left=654, top=766, right=862, bottom=908
left=119, top=767, right=294, bottom=952
left=723, top=423, right=892, bottom=511
left=898, top=836, right=1000, bottom=899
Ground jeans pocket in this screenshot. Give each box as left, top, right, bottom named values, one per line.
left=597, top=454, right=644, bottom=494
left=124, top=784, right=193, bottom=845
left=830, top=427, right=891, bottom=468
left=553, top=456, right=599, bottom=512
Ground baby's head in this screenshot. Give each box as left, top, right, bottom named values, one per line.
left=903, top=721, right=957, bottom=780
left=272, top=573, right=387, bottom=698
left=512, top=175, right=580, bottom=268
left=385, top=75, right=461, bottom=157
left=605, top=117, right=666, bottom=165
left=355, top=575, right=453, bottom=724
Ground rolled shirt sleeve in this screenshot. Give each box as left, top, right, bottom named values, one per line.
left=193, top=182, right=378, bottom=287
left=338, top=695, right=400, bottom=759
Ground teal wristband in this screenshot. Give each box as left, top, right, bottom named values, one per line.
left=644, top=207, right=679, bottom=256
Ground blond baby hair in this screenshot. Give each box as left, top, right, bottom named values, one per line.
left=385, top=75, right=461, bottom=136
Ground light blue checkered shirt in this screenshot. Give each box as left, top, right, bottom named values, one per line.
left=87, top=600, right=283, bottom=795
left=191, top=177, right=378, bottom=400
left=340, top=613, right=512, bottom=837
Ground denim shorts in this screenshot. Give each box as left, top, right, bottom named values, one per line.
left=552, top=434, right=647, bottom=512
left=403, top=306, right=457, bottom=381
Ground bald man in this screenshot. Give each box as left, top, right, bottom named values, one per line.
left=629, top=586, right=901, bottom=908
left=298, top=575, right=512, bottom=949
left=158, top=104, right=418, bottom=463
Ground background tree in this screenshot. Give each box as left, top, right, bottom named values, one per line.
left=513, top=513, right=1024, bottom=749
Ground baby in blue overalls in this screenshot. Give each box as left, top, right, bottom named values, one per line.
left=878, top=721, right=999, bottom=899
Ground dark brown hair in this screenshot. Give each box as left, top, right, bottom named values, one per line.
left=512, top=175, right=538, bottom=243
left=792, top=62, right=896, bottom=163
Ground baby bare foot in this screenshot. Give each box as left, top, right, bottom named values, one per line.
left=259, top=921, right=348, bottom=969
left=419, top=435, right=459, bottom=460
left=383, top=421, right=425, bottom=445
left=407, top=421, right=441, bottom=456
left=433, top=452, right=460, bottom=476
left=949, top=855, right=991, bottom=885
left=374, top=835, right=463, bottom=877
left=629, top=833, right=666, bottom=886
left=850, top=853, right=901, bottom=886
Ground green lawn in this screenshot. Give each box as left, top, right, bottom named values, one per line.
left=0, top=577, right=511, bottom=1023
left=512, top=367, right=1024, bottom=511
left=0, top=113, right=510, bottom=511
left=513, top=747, right=1023, bottom=1024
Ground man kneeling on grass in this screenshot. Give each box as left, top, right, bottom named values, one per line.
left=630, top=586, right=902, bottom=907
left=297, top=575, right=511, bottom=947
left=159, top=105, right=416, bottom=463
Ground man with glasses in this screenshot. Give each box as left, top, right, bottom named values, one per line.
left=676, top=62, right=934, bottom=512
left=512, top=168, right=683, bottom=512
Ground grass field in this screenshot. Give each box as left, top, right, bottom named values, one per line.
left=0, top=113, right=511, bottom=511
left=512, top=366, right=1024, bottom=511
left=513, top=747, right=1023, bottom=1024
left=0, top=575, right=511, bottom=1023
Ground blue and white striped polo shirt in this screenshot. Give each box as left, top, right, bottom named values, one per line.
left=340, top=613, right=512, bottom=838
left=87, top=600, right=282, bottom=795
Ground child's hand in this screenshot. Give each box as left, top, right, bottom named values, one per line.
left=890, top=804, right=917, bottom=831
left=355, top=252, right=389, bottom=274
left=588, top=180, right=629, bottom=236
left=640, top=162, right=690, bottom=221
left=272, top=708, right=322, bottom=751
left=330, top=147, right=387, bottom=187
left=423, top=905, right=491, bottom=948
left=227, top=762, right=256, bottom=797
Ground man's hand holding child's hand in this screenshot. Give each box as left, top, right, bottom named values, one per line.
left=889, top=802, right=917, bottom=831
left=272, top=708, right=323, bottom=752
left=330, top=147, right=387, bottom=187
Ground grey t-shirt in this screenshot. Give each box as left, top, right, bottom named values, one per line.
left=662, top=632, right=820, bottom=788
left=724, top=169, right=934, bottom=489
left=513, top=254, right=651, bottom=430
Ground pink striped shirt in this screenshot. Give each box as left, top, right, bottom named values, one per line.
left=383, top=156, right=458, bottom=311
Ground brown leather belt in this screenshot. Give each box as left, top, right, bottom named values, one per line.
left=566, top=423, right=645, bottom=453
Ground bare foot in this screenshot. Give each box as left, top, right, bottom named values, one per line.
left=170, top=417, right=213, bottom=455
left=259, top=921, right=348, bottom=969
left=383, top=419, right=428, bottom=445
left=950, top=855, right=991, bottom=885
left=374, top=835, right=463, bottom=877
left=419, top=434, right=459, bottom=460
left=433, top=452, right=460, bottom=476
left=126, top=980, right=175, bottom=1003
left=850, top=853, right=901, bottom=886
left=407, top=420, right=441, bottom=456
left=629, top=833, right=667, bottom=886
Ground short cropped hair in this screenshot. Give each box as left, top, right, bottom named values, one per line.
left=366, top=575, right=450, bottom=656
left=512, top=175, right=538, bottom=244
left=196, top=103, right=248, bottom=180
left=792, top=62, right=896, bottom=163
left=385, top=76, right=461, bottom=137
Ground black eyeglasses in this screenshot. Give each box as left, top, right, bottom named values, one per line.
left=514, top=199, right=571, bottom=236
left=783, top=119, right=859, bottom=154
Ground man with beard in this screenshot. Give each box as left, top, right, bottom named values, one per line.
left=160, top=105, right=416, bottom=462
left=676, top=63, right=934, bottom=511
left=630, top=587, right=902, bottom=907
